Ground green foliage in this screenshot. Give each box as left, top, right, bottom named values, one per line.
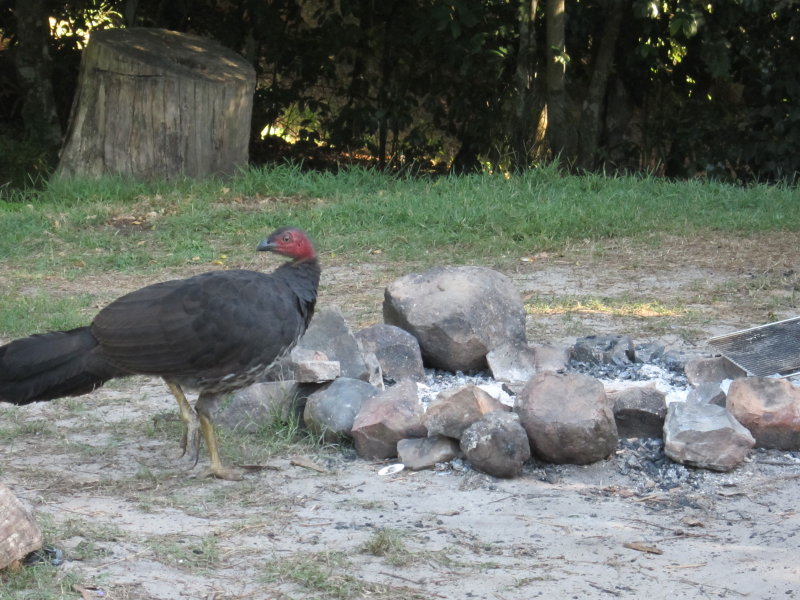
left=2, top=0, right=799, bottom=181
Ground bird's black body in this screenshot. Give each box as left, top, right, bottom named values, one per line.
left=0, top=226, right=320, bottom=479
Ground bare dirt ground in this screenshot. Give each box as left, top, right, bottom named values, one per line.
left=3, top=232, right=800, bottom=599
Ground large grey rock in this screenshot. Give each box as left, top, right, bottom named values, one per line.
left=515, top=371, right=618, bottom=464
left=355, top=323, right=425, bottom=382
left=608, top=384, right=667, bottom=438
left=486, top=341, right=537, bottom=384
left=664, top=401, right=755, bottom=472
left=383, top=266, right=526, bottom=372
left=424, top=384, right=509, bottom=439
left=277, top=306, right=375, bottom=382
left=351, top=379, right=426, bottom=459
left=213, top=380, right=301, bottom=433
left=460, top=411, right=531, bottom=478
left=303, top=377, right=380, bottom=443
left=726, top=377, right=800, bottom=449
left=571, top=335, right=635, bottom=366
left=684, top=356, right=747, bottom=387
left=397, top=436, right=460, bottom=471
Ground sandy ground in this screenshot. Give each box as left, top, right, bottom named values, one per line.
left=3, top=232, right=800, bottom=599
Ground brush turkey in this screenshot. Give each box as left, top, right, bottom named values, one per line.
left=0, top=226, right=320, bottom=480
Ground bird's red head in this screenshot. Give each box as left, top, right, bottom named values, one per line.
left=257, top=227, right=316, bottom=262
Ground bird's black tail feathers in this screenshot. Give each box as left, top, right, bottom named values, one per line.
left=0, top=327, right=125, bottom=405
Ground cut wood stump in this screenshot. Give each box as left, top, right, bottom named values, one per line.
left=0, top=484, right=42, bottom=570
left=57, top=28, right=256, bottom=180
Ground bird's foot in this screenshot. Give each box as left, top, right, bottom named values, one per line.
left=180, top=416, right=202, bottom=465
left=197, top=465, right=244, bottom=481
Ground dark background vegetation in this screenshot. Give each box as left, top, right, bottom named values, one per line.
left=1, top=0, right=798, bottom=187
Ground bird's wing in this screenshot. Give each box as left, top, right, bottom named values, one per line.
left=91, top=270, right=307, bottom=379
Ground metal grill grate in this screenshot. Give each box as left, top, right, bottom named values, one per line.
left=708, top=316, right=800, bottom=378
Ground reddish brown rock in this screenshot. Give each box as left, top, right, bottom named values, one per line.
left=726, top=377, right=800, bottom=449
left=424, top=384, right=509, bottom=439
left=515, top=371, right=617, bottom=464
left=351, top=379, right=426, bottom=459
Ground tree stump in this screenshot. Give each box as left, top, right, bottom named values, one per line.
left=57, top=28, right=256, bottom=180
left=0, top=484, right=42, bottom=570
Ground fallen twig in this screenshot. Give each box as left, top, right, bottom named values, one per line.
left=623, top=541, right=663, bottom=555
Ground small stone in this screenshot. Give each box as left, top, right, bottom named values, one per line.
left=424, top=384, right=509, bottom=439
left=397, top=436, right=460, bottom=470
left=460, top=411, right=531, bottom=478
left=572, top=335, right=635, bottom=366
left=663, top=401, right=755, bottom=471
left=293, top=359, right=341, bottom=383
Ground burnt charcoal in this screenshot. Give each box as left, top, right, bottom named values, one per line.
left=634, top=342, right=665, bottom=363
left=617, top=438, right=703, bottom=491
left=568, top=358, right=688, bottom=390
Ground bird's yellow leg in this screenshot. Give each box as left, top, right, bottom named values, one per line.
left=165, top=382, right=201, bottom=462
left=198, top=412, right=243, bottom=481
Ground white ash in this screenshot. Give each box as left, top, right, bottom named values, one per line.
left=415, top=369, right=514, bottom=409
left=569, top=358, right=691, bottom=404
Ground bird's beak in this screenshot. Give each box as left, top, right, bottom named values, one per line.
left=257, top=238, right=276, bottom=252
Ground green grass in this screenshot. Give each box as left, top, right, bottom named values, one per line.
left=0, top=564, right=81, bottom=600
left=1, top=164, right=798, bottom=335
left=3, top=164, right=798, bottom=266
left=260, top=549, right=415, bottom=599
left=360, top=527, right=413, bottom=566
left=0, top=291, right=96, bottom=337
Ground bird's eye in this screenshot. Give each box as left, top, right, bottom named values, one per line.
left=282, top=234, right=291, bottom=242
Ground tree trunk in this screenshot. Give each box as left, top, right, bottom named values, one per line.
left=57, top=28, right=256, bottom=180
left=13, top=0, right=62, bottom=150
left=510, top=0, right=539, bottom=173
left=577, top=0, right=627, bottom=171
left=545, top=0, right=570, bottom=162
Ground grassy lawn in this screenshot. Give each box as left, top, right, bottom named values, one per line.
left=1, top=164, right=798, bottom=336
